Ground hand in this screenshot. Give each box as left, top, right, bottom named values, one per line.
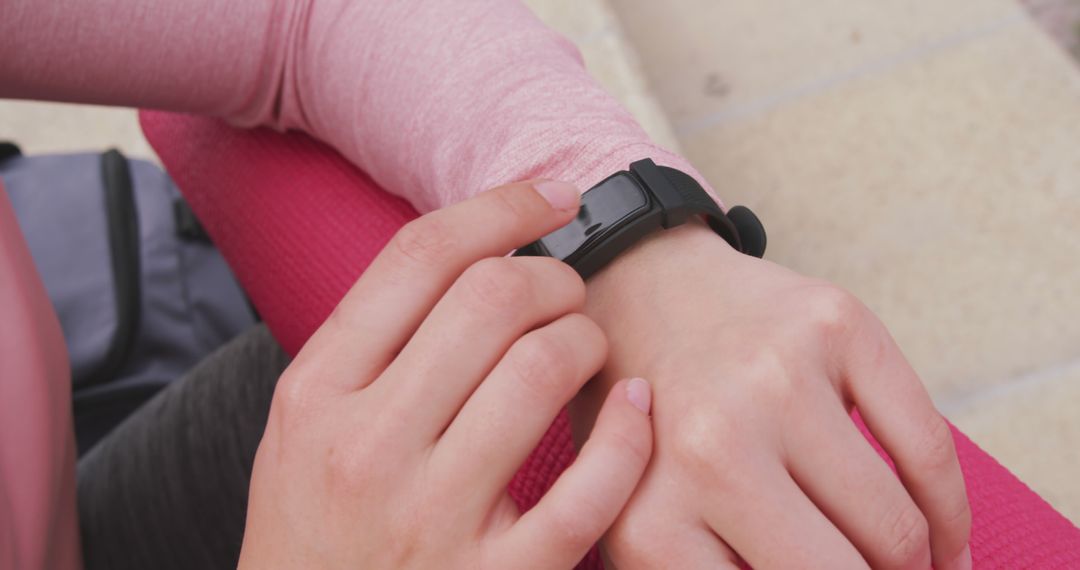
left=576, top=221, right=971, bottom=569
left=239, top=181, right=653, bottom=569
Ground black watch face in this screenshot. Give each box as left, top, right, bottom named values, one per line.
left=538, top=173, right=650, bottom=261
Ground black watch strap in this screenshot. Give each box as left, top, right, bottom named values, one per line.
left=515, top=159, right=766, bottom=279
left=642, top=161, right=766, bottom=258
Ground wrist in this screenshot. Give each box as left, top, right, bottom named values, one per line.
left=583, top=216, right=736, bottom=325
left=569, top=218, right=737, bottom=444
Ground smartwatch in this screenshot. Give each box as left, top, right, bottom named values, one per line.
left=514, top=158, right=766, bottom=279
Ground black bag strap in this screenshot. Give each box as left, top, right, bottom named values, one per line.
left=86, top=149, right=142, bottom=387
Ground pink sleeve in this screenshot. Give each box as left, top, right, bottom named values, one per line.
left=0, top=0, right=714, bottom=212
left=0, top=182, right=83, bottom=570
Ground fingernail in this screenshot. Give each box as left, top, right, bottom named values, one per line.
left=534, top=180, right=580, bottom=212
left=625, top=378, right=652, bottom=414
left=947, top=545, right=972, bottom=570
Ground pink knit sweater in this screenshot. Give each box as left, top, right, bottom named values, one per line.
left=1, top=0, right=709, bottom=211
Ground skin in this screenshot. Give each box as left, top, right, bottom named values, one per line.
left=238, top=181, right=654, bottom=569
left=577, top=221, right=972, bottom=569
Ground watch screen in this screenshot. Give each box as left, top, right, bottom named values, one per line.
left=539, top=174, right=650, bottom=260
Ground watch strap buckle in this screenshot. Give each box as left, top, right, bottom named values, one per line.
left=630, top=159, right=766, bottom=258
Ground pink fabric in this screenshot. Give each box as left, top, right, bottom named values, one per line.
left=0, top=0, right=712, bottom=213
left=141, top=111, right=1080, bottom=569
left=0, top=182, right=83, bottom=570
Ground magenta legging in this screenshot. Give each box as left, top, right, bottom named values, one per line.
left=140, top=111, right=1080, bottom=569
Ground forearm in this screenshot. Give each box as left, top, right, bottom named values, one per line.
left=284, top=0, right=711, bottom=212
left=0, top=0, right=288, bottom=121
left=1, top=0, right=717, bottom=213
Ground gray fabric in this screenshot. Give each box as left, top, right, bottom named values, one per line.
left=3, top=151, right=255, bottom=386
left=114, top=157, right=255, bottom=385
left=4, top=153, right=117, bottom=376
left=1, top=151, right=256, bottom=452
left=77, top=324, right=289, bottom=570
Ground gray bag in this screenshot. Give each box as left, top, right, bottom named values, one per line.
left=0, top=143, right=255, bottom=454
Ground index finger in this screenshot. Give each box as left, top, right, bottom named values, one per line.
left=289, top=180, right=581, bottom=395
